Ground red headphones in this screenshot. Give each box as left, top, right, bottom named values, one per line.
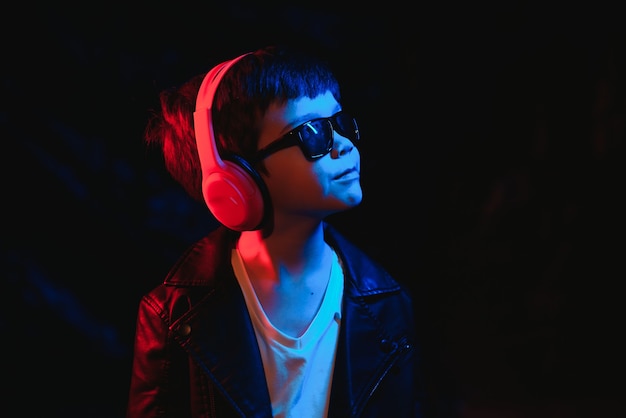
left=193, top=53, right=269, bottom=231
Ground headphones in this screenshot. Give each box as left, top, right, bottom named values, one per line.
left=193, top=53, right=270, bottom=231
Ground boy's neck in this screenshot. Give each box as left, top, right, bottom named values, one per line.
left=236, top=221, right=334, bottom=337
left=237, top=221, right=327, bottom=273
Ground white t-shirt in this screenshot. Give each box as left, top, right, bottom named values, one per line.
left=232, top=248, right=343, bottom=418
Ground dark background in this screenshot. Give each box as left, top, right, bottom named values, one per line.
left=2, top=1, right=625, bottom=417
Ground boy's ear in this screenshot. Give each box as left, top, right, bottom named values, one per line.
left=193, top=54, right=270, bottom=231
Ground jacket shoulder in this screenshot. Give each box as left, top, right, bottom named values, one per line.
left=163, top=226, right=237, bottom=287
left=138, top=227, right=239, bottom=324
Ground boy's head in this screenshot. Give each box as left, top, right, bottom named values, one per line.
left=146, top=45, right=359, bottom=231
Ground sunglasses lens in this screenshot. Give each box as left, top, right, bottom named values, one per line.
left=299, top=119, right=334, bottom=159
left=334, top=113, right=359, bottom=141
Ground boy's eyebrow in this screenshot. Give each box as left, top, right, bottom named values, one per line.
left=288, top=105, right=342, bottom=128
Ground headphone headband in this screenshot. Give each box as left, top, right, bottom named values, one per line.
left=194, top=53, right=250, bottom=175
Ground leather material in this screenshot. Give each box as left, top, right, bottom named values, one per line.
left=127, top=224, right=419, bottom=417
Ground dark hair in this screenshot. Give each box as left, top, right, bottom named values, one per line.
left=145, top=45, right=342, bottom=202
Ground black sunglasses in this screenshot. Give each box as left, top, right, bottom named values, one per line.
left=250, top=111, right=360, bottom=163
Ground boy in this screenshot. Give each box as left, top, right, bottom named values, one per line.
left=127, top=45, right=419, bottom=417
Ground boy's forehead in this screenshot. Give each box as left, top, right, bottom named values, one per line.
left=268, top=91, right=340, bottom=125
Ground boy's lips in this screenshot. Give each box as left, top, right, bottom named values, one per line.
left=333, top=167, right=359, bottom=180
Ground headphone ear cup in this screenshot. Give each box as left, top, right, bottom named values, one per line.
left=202, top=154, right=269, bottom=231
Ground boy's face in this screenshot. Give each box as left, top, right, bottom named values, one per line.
left=257, top=90, right=362, bottom=222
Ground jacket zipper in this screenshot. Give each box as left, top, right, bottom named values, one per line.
left=354, top=335, right=413, bottom=416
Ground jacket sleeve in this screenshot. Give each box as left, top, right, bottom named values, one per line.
left=126, top=291, right=191, bottom=418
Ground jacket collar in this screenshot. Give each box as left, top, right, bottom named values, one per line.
left=164, top=223, right=401, bottom=298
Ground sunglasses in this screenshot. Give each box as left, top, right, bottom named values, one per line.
left=250, top=111, right=360, bottom=163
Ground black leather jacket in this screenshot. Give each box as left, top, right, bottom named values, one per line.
left=127, top=223, right=420, bottom=417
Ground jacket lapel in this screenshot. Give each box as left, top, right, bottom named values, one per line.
left=170, top=230, right=272, bottom=418
left=196, top=276, right=272, bottom=417
left=325, top=224, right=407, bottom=417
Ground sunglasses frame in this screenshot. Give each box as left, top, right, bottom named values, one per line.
left=250, top=111, right=359, bottom=163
